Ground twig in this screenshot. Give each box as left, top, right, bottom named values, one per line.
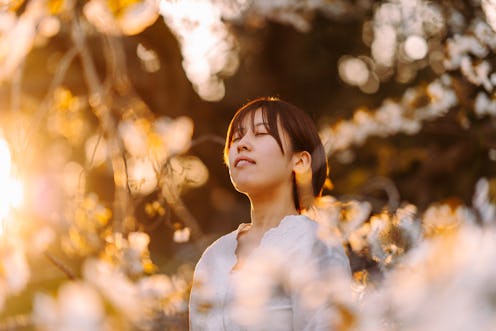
left=359, top=176, right=400, bottom=212
left=162, top=178, right=204, bottom=239
left=43, top=251, right=76, bottom=280
left=71, top=17, right=130, bottom=233
left=20, top=46, right=78, bottom=162
left=157, top=134, right=225, bottom=240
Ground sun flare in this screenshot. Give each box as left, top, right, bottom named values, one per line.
left=0, top=138, right=23, bottom=231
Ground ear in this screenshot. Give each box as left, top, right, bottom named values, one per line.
left=292, top=150, right=311, bottom=173
left=293, top=151, right=314, bottom=211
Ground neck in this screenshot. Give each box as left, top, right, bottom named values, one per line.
left=247, top=184, right=298, bottom=232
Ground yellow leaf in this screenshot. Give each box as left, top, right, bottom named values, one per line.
left=48, top=0, right=68, bottom=14
left=107, top=0, right=141, bottom=15
left=1, top=0, right=25, bottom=12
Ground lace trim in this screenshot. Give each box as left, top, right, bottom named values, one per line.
left=230, top=215, right=312, bottom=272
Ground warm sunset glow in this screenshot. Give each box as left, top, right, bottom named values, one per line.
left=0, top=138, right=23, bottom=232
left=0, top=139, right=12, bottom=178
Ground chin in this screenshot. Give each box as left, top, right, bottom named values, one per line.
left=233, top=179, right=279, bottom=198
left=231, top=182, right=252, bottom=195
left=231, top=178, right=259, bottom=195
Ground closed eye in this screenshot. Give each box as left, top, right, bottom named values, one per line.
left=255, top=130, right=269, bottom=136
left=231, top=131, right=243, bottom=142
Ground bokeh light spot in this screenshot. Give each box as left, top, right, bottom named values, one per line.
left=338, top=56, right=370, bottom=87
left=404, top=35, right=428, bottom=60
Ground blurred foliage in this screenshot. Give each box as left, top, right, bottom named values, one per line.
left=0, top=0, right=495, bottom=330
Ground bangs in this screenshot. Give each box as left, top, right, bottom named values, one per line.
left=225, top=100, right=285, bottom=154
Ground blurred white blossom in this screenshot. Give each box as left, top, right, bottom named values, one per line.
left=422, top=203, right=475, bottom=237
left=359, top=223, right=496, bottom=331
left=482, top=0, right=496, bottom=32
left=474, top=91, right=496, bottom=117
left=159, top=0, right=239, bottom=101
left=83, top=259, right=144, bottom=320
left=33, top=281, right=105, bottom=331
left=128, top=231, right=151, bottom=255
left=173, top=227, right=191, bottom=243
left=118, top=116, right=195, bottom=195
left=83, top=0, right=159, bottom=36
left=1, top=239, right=30, bottom=296
left=321, top=78, right=457, bottom=155
left=0, top=1, right=42, bottom=82
left=127, top=156, right=158, bottom=195
left=473, top=177, right=496, bottom=225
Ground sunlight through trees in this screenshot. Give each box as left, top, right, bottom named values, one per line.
left=0, top=0, right=495, bottom=330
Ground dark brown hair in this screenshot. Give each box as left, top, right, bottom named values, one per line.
left=224, top=97, right=328, bottom=209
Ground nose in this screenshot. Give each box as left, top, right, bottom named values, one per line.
left=236, top=133, right=252, bottom=152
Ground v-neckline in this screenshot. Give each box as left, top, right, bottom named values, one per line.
left=229, top=215, right=299, bottom=272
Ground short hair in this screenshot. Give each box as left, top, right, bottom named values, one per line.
left=224, top=97, right=328, bottom=210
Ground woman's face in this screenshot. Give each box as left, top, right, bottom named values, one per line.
left=227, top=109, right=295, bottom=196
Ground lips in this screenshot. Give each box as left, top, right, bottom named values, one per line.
left=234, top=156, right=256, bottom=167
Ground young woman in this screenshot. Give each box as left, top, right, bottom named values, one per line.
left=189, top=97, right=351, bottom=330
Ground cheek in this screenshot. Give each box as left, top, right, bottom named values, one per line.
left=227, top=147, right=236, bottom=168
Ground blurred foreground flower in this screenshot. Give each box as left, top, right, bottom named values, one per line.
left=0, top=238, right=30, bottom=311
left=118, top=116, right=195, bottom=195
left=422, top=202, right=476, bottom=237
left=366, top=204, right=422, bottom=270
left=358, top=223, right=496, bottom=331
left=33, top=281, right=106, bottom=331
left=32, top=259, right=192, bottom=331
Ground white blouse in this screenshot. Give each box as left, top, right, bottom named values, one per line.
left=189, top=215, right=351, bottom=331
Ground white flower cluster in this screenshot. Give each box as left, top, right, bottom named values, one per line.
left=117, top=116, right=195, bottom=195
left=33, top=232, right=193, bottom=331
left=445, top=19, right=496, bottom=82
left=443, top=17, right=496, bottom=118
left=0, top=0, right=55, bottom=83
left=299, top=177, right=496, bottom=329
left=309, top=175, right=496, bottom=272
left=370, top=0, right=444, bottom=67
left=367, top=203, right=422, bottom=269
left=159, top=0, right=240, bottom=101
left=357, top=223, right=496, bottom=331
left=320, top=77, right=458, bottom=154
left=83, top=0, right=159, bottom=36
left=312, top=198, right=423, bottom=269
left=422, top=203, right=476, bottom=237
